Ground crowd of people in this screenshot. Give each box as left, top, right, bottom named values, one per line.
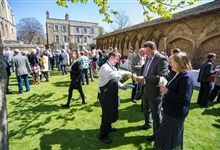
left=2, top=41, right=220, bottom=149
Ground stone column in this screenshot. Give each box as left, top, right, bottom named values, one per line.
left=0, top=31, right=9, bottom=150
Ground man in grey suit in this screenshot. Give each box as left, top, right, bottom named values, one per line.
left=11, top=49, right=31, bottom=94
left=130, top=48, right=145, bottom=103
left=5, top=47, right=14, bottom=72
left=134, top=41, right=168, bottom=141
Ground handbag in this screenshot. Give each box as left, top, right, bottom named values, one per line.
left=40, top=64, right=45, bottom=69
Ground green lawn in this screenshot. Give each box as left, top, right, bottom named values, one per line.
left=6, top=69, right=220, bottom=150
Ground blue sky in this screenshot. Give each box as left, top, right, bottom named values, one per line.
left=8, top=0, right=213, bottom=33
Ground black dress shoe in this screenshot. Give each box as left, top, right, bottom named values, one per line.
left=146, top=135, right=156, bottom=141
left=110, top=128, right=117, bottom=132
left=6, top=91, right=12, bottom=94
left=131, top=99, right=137, bottom=103
left=61, top=104, right=70, bottom=108
left=79, top=103, right=85, bottom=106
left=138, top=125, right=151, bottom=130
left=99, top=137, right=112, bottom=144
left=205, top=105, right=210, bottom=108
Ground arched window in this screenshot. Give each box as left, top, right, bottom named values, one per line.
left=5, top=24, right=8, bottom=37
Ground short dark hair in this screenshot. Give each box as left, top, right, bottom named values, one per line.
left=171, top=48, right=181, bottom=54
left=207, top=53, right=216, bottom=59
left=108, top=51, right=121, bottom=60
left=143, top=41, right=157, bottom=50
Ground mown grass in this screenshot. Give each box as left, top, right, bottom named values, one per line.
left=6, top=69, right=220, bottom=150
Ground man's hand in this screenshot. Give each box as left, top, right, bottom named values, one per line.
left=133, top=76, right=144, bottom=83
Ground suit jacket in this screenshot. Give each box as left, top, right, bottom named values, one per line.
left=5, top=50, right=14, bottom=65
left=142, top=52, right=168, bottom=101
left=163, top=72, right=194, bottom=118
left=70, top=60, right=83, bottom=89
left=131, top=54, right=143, bottom=76
left=197, top=60, right=216, bottom=83
left=11, top=54, right=31, bottom=76
left=59, top=52, right=67, bottom=65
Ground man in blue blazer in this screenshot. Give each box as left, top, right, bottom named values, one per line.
left=134, top=41, right=168, bottom=141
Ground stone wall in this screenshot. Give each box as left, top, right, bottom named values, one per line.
left=96, top=1, right=220, bottom=69
left=46, top=12, right=99, bottom=51
left=0, top=0, right=16, bottom=41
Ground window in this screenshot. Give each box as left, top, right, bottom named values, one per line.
left=54, top=24, right=58, bottom=31
left=63, top=35, right=67, bottom=42
left=83, top=27, right=87, bottom=33
left=84, top=37, right=87, bottom=43
left=91, top=37, right=94, bottom=44
left=62, top=25, right=66, bottom=31
left=90, top=28, right=94, bottom=34
left=55, top=35, right=59, bottom=42
left=76, top=27, right=79, bottom=33
left=76, top=36, right=80, bottom=43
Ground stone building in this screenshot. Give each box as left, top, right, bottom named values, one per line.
left=96, top=0, right=220, bottom=69
left=0, top=0, right=44, bottom=52
left=46, top=11, right=99, bottom=51
left=0, top=0, right=16, bottom=41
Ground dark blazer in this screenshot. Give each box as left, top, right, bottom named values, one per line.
left=70, top=60, right=83, bottom=89
left=197, top=60, right=216, bottom=83
left=143, top=52, right=168, bottom=101
left=131, top=54, right=142, bottom=76
left=163, top=72, right=194, bottom=118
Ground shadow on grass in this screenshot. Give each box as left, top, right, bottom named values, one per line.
left=52, top=81, right=70, bottom=87
left=40, top=127, right=154, bottom=150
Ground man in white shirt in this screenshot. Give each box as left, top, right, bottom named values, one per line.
left=98, top=51, right=132, bottom=144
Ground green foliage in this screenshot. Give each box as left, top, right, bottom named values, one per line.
left=98, top=26, right=106, bottom=35
left=7, top=69, right=220, bottom=149
left=57, top=0, right=203, bottom=22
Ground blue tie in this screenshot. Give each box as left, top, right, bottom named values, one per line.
left=143, top=58, right=152, bottom=76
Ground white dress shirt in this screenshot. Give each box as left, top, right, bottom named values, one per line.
left=98, top=61, right=127, bottom=92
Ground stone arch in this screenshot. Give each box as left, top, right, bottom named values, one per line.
left=5, top=24, right=8, bottom=37
left=107, top=38, right=112, bottom=48
left=167, top=22, right=194, bottom=45
left=0, top=22, right=2, bottom=36
left=167, top=38, right=193, bottom=64
left=112, top=37, right=119, bottom=48
left=199, top=17, right=220, bottom=45
left=199, top=35, right=220, bottom=68
left=131, top=32, right=144, bottom=51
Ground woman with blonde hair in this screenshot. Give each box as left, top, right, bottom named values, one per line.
left=40, top=50, right=49, bottom=82
left=155, top=52, right=194, bottom=150
left=91, top=49, right=98, bottom=76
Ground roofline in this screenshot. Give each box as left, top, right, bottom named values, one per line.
left=96, top=0, right=220, bottom=39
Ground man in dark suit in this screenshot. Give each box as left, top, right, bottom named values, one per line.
left=130, top=48, right=145, bottom=103
left=11, top=49, right=31, bottom=94
left=197, top=53, right=217, bottom=108
left=134, top=41, right=168, bottom=141
left=3, top=47, right=12, bottom=94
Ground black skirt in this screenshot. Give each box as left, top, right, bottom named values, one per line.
left=154, top=113, right=184, bottom=150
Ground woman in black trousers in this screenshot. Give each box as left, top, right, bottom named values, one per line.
left=61, top=50, right=86, bottom=108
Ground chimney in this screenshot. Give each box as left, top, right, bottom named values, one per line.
left=65, top=13, right=69, bottom=21
left=46, top=10, right=49, bottom=19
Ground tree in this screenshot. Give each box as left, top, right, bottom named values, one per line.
left=16, top=18, right=45, bottom=44
left=98, top=26, right=106, bottom=35
left=111, top=10, right=131, bottom=31
left=56, top=0, right=202, bottom=23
